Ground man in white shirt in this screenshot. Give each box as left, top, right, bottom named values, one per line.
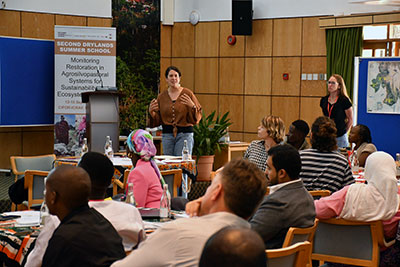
left=111, top=158, right=267, bottom=267
left=25, top=152, right=145, bottom=267
left=249, top=144, right=316, bottom=248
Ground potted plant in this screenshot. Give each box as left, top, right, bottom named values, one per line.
left=193, top=111, right=232, bottom=180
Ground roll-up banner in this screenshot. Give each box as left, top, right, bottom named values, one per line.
left=54, top=25, right=116, bottom=156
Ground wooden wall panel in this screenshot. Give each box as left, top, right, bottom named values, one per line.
left=273, top=18, right=302, bottom=57
left=194, top=58, right=219, bottom=94
left=244, top=133, right=258, bottom=143
left=0, top=10, right=20, bottom=37
left=0, top=132, right=22, bottom=169
left=161, top=24, right=172, bottom=57
left=245, top=19, right=273, bottom=57
left=271, top=97, right=300, bottom=131
left=301, top=57, right=327, bottom=96
left=302, top=17, right=326, bottom=56
left=219, top=21, right=245, bottom=57
left=272, top=57, right=301, bottom=96
left=160, top=58, right=171, bottom=92
left=55, top=15, right=86, bottom=26
left=196, top=94, right=218, bottom=118
left=230, top=132, right=244, bottom=142
left=22, top=131, right=54, bottom=156
left=87, top=17, right=113, bottom=27
left=172, top=23, right=194, bottom=57
left=244, top=96, right=271, bottom=132
left=300, top=97, right=321, bottom=129
left=171, top=58, right=195, bottom=90
left=219, top=95, right=243, bottom=132
left=245, top=58, right=272, bottom=95
left=21, top=12, right=55, bottom=40
left=219, top=58, right=244, bottom=95
left=195, top=22, right=219, bottom=57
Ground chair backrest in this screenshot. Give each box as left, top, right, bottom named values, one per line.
left=160, top=169, right=182, bottom=197
left=24, top=170, right=49, bottom=209
left=283, top=218, right=319, bottom=247
left=112, top=168, right=129, bottom=196
left=266, top=241, right=311, bottom=267
left=10, top=154, right=56, bottom=181
left=308, top=190, right=331, bottom=200
left=311, top=218, right=393, bottom=267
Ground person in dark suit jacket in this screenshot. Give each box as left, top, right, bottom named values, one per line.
left=249, top=144, right=316, bottom=249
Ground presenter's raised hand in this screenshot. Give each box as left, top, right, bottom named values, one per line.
left=149, top=99, right=159, bottom=117
left=180, top=94, right=195, bottom=109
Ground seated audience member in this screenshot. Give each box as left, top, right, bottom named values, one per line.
left=250, top=144, right=316, bottom=248
left=283, top=119, right=311, bottom=150
left=244, top=115, right=285, bottom=172
left=41, top=165, right=125, bottom=267
left=199, top=227, right=266, bottom=267
left=112, top=159, right=267, bottom=267
left=348, top=124, right=377, bottom=167
left=126, top=129, right=163, bottom=208
left=314, top=151, right=400, bottom=266
left=26, top=152, right=145, bottom=267
left=299, top=116, right=354, bottom=193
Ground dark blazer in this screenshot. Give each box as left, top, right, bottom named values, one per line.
left=249, top=180, right=316, bottom=249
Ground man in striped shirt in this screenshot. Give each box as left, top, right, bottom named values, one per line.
left=299, top=116, right=354, bottom=193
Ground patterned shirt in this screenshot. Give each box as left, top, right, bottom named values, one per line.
left=244, top=140, right=268, bottom=172
left=299, top=149, right=354, bottom=193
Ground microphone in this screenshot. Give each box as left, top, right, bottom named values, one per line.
left=95, top=69, right=117, bottom=91
left=96, top=69, right=104, bottom=88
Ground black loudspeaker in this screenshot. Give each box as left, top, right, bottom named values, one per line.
left=232, top=0, right=252, bottom=36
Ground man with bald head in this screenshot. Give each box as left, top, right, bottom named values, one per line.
left=199, top=227, right=266, bottom=267
left=42, top=165, right=125, bottom=267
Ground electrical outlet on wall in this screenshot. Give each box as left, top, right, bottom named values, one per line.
left=319, top=73, right=325, bottom=80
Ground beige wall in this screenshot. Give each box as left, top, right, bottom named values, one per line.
left=0, top=10, right=112, bottom=169
left=160, top=17, right=326, bottom=142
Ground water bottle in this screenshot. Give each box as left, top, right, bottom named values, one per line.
left=182, top=140, right=190, bottom=161
left=396, top=153, right=400, bottom=179
left=125, top=183, right=136, bottom=206
left=351, top=150, right=359, bottom=175
left=160, top=184, right=171, bottom=218
left=81, top=138, right=88, bottom=157
left=224, top=127, right=230, bottom=144
left=104, top=136, right=114, bottom=158
left=40, top=201, right=49, bottom=225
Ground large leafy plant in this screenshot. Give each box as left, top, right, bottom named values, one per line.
left=193, top=111, right=232, bottom=157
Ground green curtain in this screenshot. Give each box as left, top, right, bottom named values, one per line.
left=326, top=27, right=363, bottom=99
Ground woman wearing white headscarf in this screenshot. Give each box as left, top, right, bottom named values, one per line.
left=315, top=152, right=400, bottom=265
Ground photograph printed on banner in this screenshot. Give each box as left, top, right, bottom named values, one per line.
left=54, top=114, right=86, bottom=156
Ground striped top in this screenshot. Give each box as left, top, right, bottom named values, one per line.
left=299, top=149, right=354, bottom=193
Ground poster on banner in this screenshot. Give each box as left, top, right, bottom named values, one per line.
left=367, top=61, right=400, bottom=114
left=54, top=25, right=116, bottom=156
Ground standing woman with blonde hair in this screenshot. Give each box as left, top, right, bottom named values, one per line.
left=244, top=115, right=285, bottom=172
left=320, top=74, right=353, bottom=148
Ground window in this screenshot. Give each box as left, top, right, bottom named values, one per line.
left=363, top=24, right=400, bottom=57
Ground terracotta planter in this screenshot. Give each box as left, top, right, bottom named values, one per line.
left=194, top=155, right=215, bottom=181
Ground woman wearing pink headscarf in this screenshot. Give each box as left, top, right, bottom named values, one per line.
left=315, top=151, right=400, bottom=266
left=126, top=129, right=163, bottom=208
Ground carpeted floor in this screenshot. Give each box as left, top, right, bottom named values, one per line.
left=0, top=172, right=14, bottom=212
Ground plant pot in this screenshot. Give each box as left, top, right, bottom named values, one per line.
left=194, top=155, right=215, bottom=181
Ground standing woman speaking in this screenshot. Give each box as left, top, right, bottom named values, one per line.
left=149, top=66, right=202, bottom=156
left=320, top=74, right=353, bottom=148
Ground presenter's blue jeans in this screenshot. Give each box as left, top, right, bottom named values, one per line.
left=162, top=132, right=194, bottom=156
